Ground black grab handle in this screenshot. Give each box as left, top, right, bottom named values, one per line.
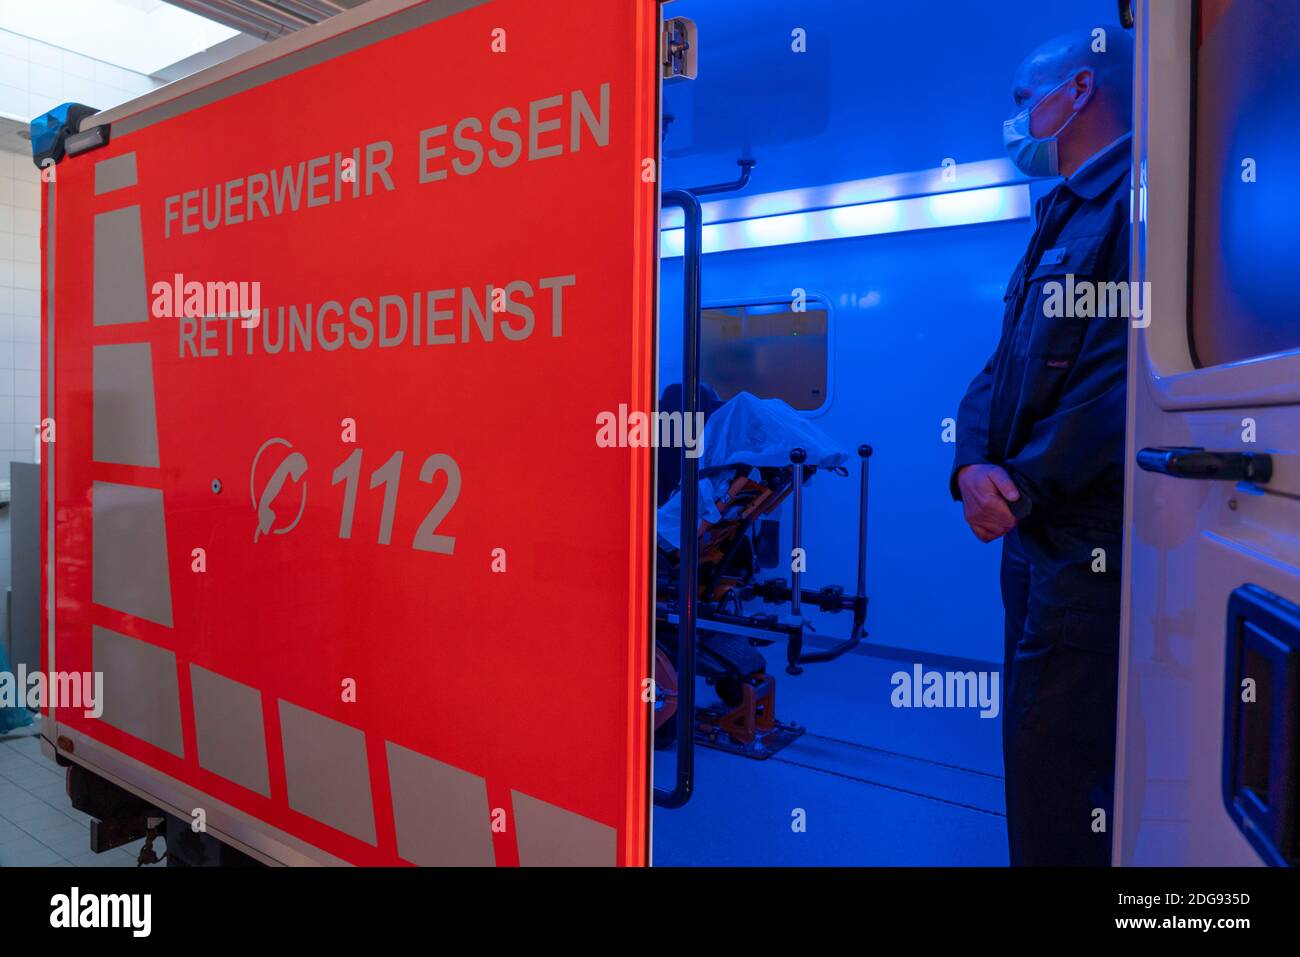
left=654, top=189, right=703, bottom=811
left=1136, top=447, right=1273, bottom=485
left=1118, top=0, right=1135, bottom=30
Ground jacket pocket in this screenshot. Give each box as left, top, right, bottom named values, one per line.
left=1015, top=235, right=1105, bottom=361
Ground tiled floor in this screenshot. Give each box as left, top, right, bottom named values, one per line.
left=0, top=718, right=149, bottom=867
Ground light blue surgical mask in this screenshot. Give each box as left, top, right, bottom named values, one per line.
left=1003, top=76, right=1081, bottom=178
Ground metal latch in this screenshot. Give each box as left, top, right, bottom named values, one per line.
left=662, top=17, right=698, bottom=81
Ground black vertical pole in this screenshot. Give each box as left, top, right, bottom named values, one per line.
left=654, top=189, right=702, bottom=809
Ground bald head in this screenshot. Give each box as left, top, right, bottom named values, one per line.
left=1015, top=28, right=1134, bottom=117
left=1010, top=26, right=1134, bottom=177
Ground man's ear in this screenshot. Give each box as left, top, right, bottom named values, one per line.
left=1071, top=68, right=1096, bottom=111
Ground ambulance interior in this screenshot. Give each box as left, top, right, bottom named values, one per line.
left=646, top=0, right=1300, bottom=867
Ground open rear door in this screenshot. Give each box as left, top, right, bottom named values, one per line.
left=1116, top=0, right=1300, bottom=866
left=42, top=0, right=661, bottom=866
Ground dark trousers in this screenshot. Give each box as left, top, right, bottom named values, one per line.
left=999, top=520, right=1121, bottom=866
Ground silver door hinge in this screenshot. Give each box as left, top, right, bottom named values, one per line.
left=662, top=17, right=698, bottom=81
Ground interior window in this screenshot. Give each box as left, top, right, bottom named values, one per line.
left=1191, top=0, right=1300, bottom=366
left=700, top=301, right=829, bottom=411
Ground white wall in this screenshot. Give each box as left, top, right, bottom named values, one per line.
left=0, top=28, right=162, bottom=122
left=0, top=147, right=40, bottom=654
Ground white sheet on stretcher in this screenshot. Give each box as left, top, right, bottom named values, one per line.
left=657, top=391, right=850, bottom=549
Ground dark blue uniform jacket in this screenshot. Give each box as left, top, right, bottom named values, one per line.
left=951, top=134, right=1133, bottom=522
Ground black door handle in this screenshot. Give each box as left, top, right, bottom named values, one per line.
left=1137, top=447, right=1273, bottom=484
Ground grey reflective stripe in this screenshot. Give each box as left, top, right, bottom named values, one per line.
left=55, top=726, right=350, bottom=865
left=93, top=626, right=184, bottom=757
left=279, top=700, right=376, bottom=844
left=511, top=790, right=618, bottom=867
left=93, top=342, right=160, bottom=468
left=93, top=206, right=148, bottom=326
left=386, top=741, right=494, bottom=866
left=92, top=482, right=174, bottom=627
left=102, top=0, right=493, bottom=138
left=191, top=665, right=271, bottom=797
left=94, top=153, right=138, bottom=194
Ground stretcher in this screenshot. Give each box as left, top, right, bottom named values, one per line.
left=654, top=392, right=871, bottom=759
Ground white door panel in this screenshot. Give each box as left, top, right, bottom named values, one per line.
left=1116, top=0, right=1300, bottom=867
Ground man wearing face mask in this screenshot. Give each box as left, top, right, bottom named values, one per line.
left=950, top=28, right=1134, bottom=866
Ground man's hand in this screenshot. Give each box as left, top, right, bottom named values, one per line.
left=956, top=464, right=1021, bottom=543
